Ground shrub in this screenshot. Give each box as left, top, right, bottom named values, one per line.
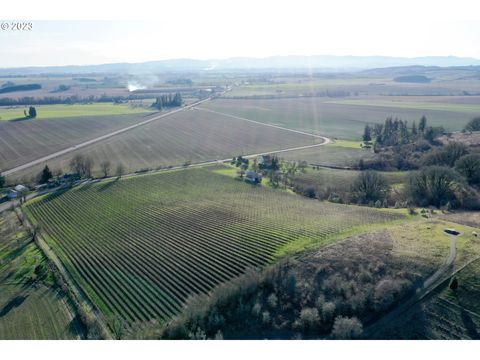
left=331, top=316, right=363, bottom=339
left=296, top=308, right=320, bottom=331
left=449, top=277, right=458, bottom=291
left=422, top=142, right=468, bottom=167
left=455, top=154, right=480, bottom=185
left=406, top=166, right=464, bottom=208
left=464, top=117, right=480, bottom=132
left=351, top=171, right=390, bottom=204
left=267, top=293, right=278, bottom=309
left=321, top=302, right=336, bottom=323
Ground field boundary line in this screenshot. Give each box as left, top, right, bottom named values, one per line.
left=15, top=207, right=112, bottom=339
left=195, top=106, right=331, bottom=143
left=1, top=97, right=212, bottom=177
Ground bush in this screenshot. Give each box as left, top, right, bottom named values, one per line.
left=321, top=302, right=336, bottom=323
left=407, top=166, right=464, bottom=208
left=464, top=117, right=480, bottom=132
left=296, top=308, right=320, bottom=331
left=449, top=277, right=458, bottom=291
left=422, top=142, right=468, bottom=167
left=455, top=154, right=480, bottom=185
left=351, top=171, right=390, bottom=204
left=330, top=316, right=363, bottom=339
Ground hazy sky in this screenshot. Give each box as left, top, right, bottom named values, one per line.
left=1, top=0, right=480, bottom=67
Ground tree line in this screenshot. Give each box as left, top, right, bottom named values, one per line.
left=151, top=93, right=183, bottom=110
left=0, top=93, right=155, bottom=106
left=363, top=115, right=444, bottom=147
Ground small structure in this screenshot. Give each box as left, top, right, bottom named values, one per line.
left=6, top=189, right=18, bottom=199
left=7, top=184, right=28, bottom=199
left=15, top=184, right=27, bottom=193
left=245, top=171, right=261, bottom=185
left=444, top=228, right=460, bottom=236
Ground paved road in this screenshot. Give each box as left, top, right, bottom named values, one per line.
left=0, top=97, right=213, bottom=177
left=364, top=233, right=458, bottom=338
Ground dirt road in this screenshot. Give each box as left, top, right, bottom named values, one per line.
left=364, top=233, right=458, bottom=338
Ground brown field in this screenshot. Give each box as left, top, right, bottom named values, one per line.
left=0, top=113, right=154, bottom=172
left=8, top=108, right=322, bottom=182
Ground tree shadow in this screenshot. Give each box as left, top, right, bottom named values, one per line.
left=8, top=116, right=31, bottom=122
left=97, top=178, right=119, bottom=192
left=67, top=314, right=87, bottom=339
left=0, top=295, right=27, bottom=317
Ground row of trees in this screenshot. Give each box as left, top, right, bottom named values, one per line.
left=0, top=93, right=153, bottom=106
left=32, top=155, right=127, bottom=186
left=363, top=116, right=443, bottom=147
left=152, top=93, right=183, bottom=110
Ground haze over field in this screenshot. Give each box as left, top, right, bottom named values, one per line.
left=1, top=0, right=480, bottom=68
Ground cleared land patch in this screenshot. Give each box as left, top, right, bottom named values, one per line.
left=24, top=166, right=404, bottom=329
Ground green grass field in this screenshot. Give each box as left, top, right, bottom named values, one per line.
left=0, top=211, right=83, bottom=339
left=279, top=142, right=376, bottom=168
left=24, top=165, right=404, bottom=329
left=201, top=96, right=480, bottom=140
left=0, top=103, right=153, bottom=121
left=291, top=166, right=407, bottom=193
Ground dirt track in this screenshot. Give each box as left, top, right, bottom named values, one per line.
left=365, top=233, right=458, bottom=338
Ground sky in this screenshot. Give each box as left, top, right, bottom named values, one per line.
left=1, top=0, right=480, bottom=67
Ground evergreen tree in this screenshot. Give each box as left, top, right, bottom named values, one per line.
left=411, top=121, right=418, bottom=137
left=39, top=165, right=53, bottom=184
left=28, top=106, right=37, bottom=118
left=362, top=125, right=372, bottom=142
left=418, top=116, right=427, bottom=133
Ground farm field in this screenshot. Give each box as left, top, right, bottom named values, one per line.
left=226, top=75, right=480, bottom=98
left=200, top=96, right=479, bottom=140
left=279, top=142, right=376, bottom=168
left=0, top=113, right=154, bottom=174
left=0, top=103, right=153, bottom=121
left=24, top=165, right=405, bottom=330
left=7, top=108, right=323, bottom=182
left=290, top=167, right=407, bottom=195
left=0, top=211, right=83, bottom=339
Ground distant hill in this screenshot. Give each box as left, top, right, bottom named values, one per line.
left=393, top=75, right=431, bottom=83
left=1, top=55, right=480, bottom=75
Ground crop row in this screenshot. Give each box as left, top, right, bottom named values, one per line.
left=25, top=166, right=403, bottom=326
